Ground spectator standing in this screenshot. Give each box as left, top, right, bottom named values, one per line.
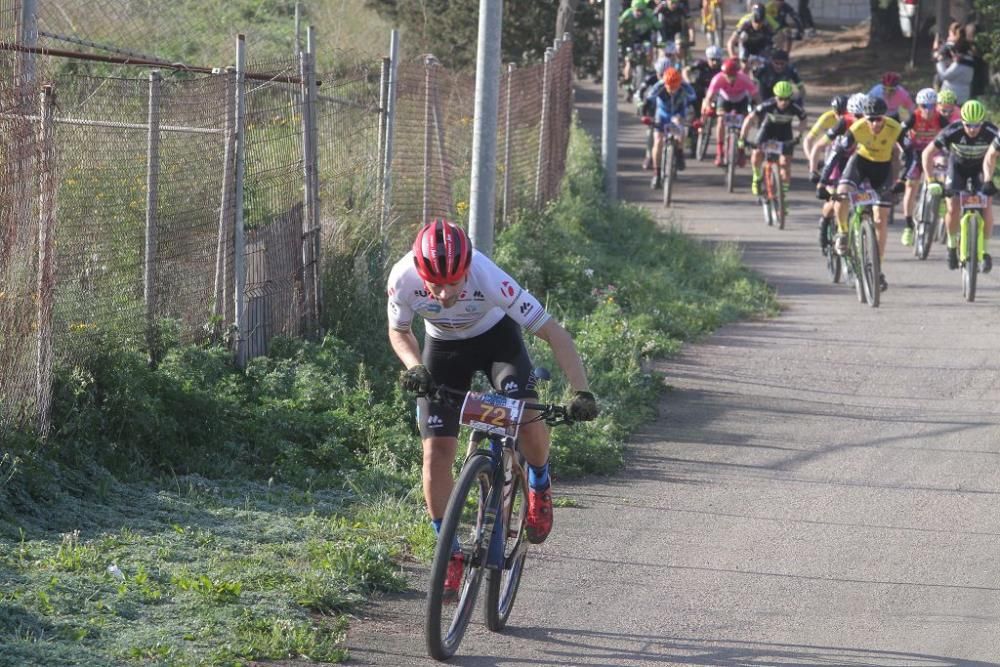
left=936, top=44, right=975, bottom=104
left=798, top=0, right=816, bottom=37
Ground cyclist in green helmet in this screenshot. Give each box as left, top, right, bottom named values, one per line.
left=937, top=89, right=960, bottom=122
left=924, top=98, right=998, bottom=271
left=739, top=78, right=807, bottom=196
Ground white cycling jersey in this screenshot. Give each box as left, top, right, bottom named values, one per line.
left=387, top=249, right=551, bottom=341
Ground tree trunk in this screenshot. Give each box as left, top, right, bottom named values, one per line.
left=869, top=0, right=905, bottom=45
left=556, top=0, right=579, bottom=40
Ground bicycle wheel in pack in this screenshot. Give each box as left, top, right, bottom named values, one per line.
left=849, top=219, right=867, bottom=304
left=663, top=141, right=675, bottom=207
left=726, top=134, right=737, bottom=193
left=824, top=224, right=842, bottom=283
left=484, top=456, right=529, bottom=631
left=697, top=116, right=712, bottom=161
left=861, top=214, right=881, bottom=307
left=962, top=213, right=978, bottom=302
left=425, top=454, right=493, bottom=661
left=760, top=168, right=774, bottom=226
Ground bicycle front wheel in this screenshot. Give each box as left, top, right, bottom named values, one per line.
left=726, top=133, right=737, bottom=193
left=771, top=164, right=785, bottom=229
left=697, top=116, right=712, bottom=161
left=962, top=213, right=978, bottom=302
left=484, top=458, right=529, bottom=631
left=663, top=141, right=675, bottom=207
left=426, top=454, right=493, bottom=661
left=824, top=223, right=842, bottom=283
left=861, top=214, right=881, bottom=308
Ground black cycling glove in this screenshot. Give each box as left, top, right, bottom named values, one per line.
left=568, top=391, right=599, bottom=422
left=984, top=181, right=998, bottom=197
left=809, top=171, right=821, bottom=184
left=400, top=364, right=434, bottom=395
left=815, top=187, right=830, bottom=201
left=891, top=179, right=906, bottom=194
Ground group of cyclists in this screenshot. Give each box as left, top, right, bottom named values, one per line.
left=623, top=0, right=998, bottom=295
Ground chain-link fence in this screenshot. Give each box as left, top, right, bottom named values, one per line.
left=0, top=2, right=576, bottom=434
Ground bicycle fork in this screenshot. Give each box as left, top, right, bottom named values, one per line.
left=959, top=213, right=985, bottom=265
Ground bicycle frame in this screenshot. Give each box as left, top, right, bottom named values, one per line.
left=840, top=186, right=881, bottom=307
left=724, top=111, right=745, bottom=193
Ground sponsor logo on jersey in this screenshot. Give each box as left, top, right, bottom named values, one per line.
left=427, top=414, right=444, bottom=429
left=421, top=304, right=442, bottom=314
left=414, top=289, right=429, bottom=297
left=465, top=305, right=478, bottom=313
left=387, top=287, right=396, bottom=297
left=473, top=290, right=486, bottom=300
left=519, top=301, right=533, bottom=315
left=500, top=281, right=516, bottom=298
left=503, top=380, right=519, bottom=394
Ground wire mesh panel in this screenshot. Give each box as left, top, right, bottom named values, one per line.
left=50, top=74, right=150, bottom=362
left=242, top=58, right=307, bottom=354
left=0, top=54, right=42, bottom=431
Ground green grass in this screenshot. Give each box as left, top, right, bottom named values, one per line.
left=0, top=122, right=776, bottom=665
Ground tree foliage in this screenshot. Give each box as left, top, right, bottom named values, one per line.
left=364, top=0, right=601, bottom=72
left=975, top=0, right=1000, bottom=70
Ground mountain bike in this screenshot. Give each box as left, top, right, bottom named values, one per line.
left=755, top=138, right=796, bottom=230
left=723, top=111, right=746, bottom=193
left=913, top=155, right=948, bottom=260
left=624, top=41, right=653, bottom=102
left=834, top=185, right=882, bottom=308
left=957, top=188, right=988, bottom=302
left=822, top=214, right=843, bottom=283
left=422, top=379, right=573, bottom=661
left=660, top=123, right=683, bottom=207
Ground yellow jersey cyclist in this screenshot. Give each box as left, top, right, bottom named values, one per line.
left=804, top=93, right=857, bottom=248
left=738, top=80, right=807, bottom=197
left=925, top=99, right=999, bottom=272
left=387, top=220, right=599, bottom=593
left=765, top=0, right=805, bottom=52
left=821, top=95, right=904, bottom=292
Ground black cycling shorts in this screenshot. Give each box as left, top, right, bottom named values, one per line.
left=715, top=98, right=751, bottom=115
left=753, top=124, right=796, bottom=156
left=418, top=315, right=538, bottom=439
left=839, top=154, right=892, bottom=204
left=945, top=160, right=984, bottom=195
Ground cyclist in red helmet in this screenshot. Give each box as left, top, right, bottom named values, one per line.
left=387, top=219, right=598, bottom=591
left=868, top=70, right=914, bottom=121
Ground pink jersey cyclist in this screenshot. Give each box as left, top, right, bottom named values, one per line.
left=704, top=70, right=758, bottom=109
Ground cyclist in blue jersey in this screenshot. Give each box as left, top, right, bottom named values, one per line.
left=646, top=66, right=693, bottom=189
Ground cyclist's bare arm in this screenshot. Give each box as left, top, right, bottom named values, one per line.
left=726, top=30, right=741, bottom=57
left=808, top=136, right=830, bottom=171
left=983, top=144, right=999, bottom=186
left=388, top=327, right=423, bottom=370
left=921, top=142, right=937, bottom=182
left=532, top=319, right=590, bottom=393
left=738, top=112, right=756, bottom=141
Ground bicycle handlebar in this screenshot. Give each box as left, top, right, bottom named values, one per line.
left=415, top=383, right=574, bottom=427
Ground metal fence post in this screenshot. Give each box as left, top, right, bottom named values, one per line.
left=18, top=0, right=37, bottom=84
left=306, top=26, right=322, bottom=334
left=144, top=70, right=162, bottom=364
left=299, top=34, right=317, bottom=337
left=381, top=30, right=400, bottom=236
left=376, top=56, right=390, bottom=230
left=468, top=0, right=503, bottom=257
left=602, top=0, right=620, bottom=200
left=501, top=63, right=515, bottom=228
left=35, top=84, right=55, bottom=436
left=422, top=56, right=434, bottom=225
left=214, top=68, right=236, bottom=335
left=233, top=35, right=249, bottom=368
left=535, top=47, right=553, bottom=207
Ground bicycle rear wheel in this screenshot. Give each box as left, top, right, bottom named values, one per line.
left=484, top=457, right=529, bottom=631
left=861, top=214, right=881, bottom=308
left=824, top=223, right=842, bottom=283
left=962, top=213, right=978, bottom=302
left=849, top=222, right=867, bottom=304
left=425, top=454, right=493, bottom=661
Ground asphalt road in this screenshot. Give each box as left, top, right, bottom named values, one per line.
left=345, top=61, right=1000, bottom=667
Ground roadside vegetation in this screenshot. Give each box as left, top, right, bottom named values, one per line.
left=0, top=123, right=776, bottom=665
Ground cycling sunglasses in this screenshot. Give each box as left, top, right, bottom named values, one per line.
left=867, top=115, right=885, bottom=123
left=963, top=122, right=983, bottom=130
left=920, top=103, right=935, bottom=110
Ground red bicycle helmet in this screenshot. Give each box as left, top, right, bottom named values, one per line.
left=882, top=71, right=901, bottom=87
left=412, top=219, right=473, bottom=284
left=722, top=57, right=740, bottom=77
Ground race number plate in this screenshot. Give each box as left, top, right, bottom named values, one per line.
left=961, top=193, right=986, bottom=209
left=852, top=190, right=877, bottom=206
left=460, top=392, right=525, bottom=439
left=725, top=114, right=744, bottom=129
left=762, top=140, right=782, bottom=154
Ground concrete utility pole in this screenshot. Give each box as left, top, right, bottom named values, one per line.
left=467, top=0, right=502, bottom=258
left=602, top=0, right=620, bottom=201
